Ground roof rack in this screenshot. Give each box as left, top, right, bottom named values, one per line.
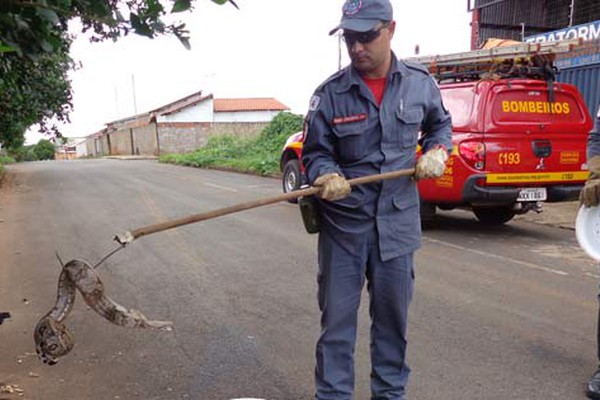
left=404, top=38, right=582, bottom=82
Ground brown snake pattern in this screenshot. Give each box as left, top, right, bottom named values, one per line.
left=34, top=259, right=173, bottom=365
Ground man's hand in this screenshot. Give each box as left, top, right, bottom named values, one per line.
left=415, top=147, right=449, bottom=180
left=581, top=156, right=600, bottom=207
left=313, top=173, right=351, bottom=201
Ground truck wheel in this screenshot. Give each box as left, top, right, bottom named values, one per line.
left=473, top=206, right=515, bottom=225
left=282, top=159, right=301, bottom=203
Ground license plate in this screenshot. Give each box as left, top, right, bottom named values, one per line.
left=517, top=187, right=547, bottom=202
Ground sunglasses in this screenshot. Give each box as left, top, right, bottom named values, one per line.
left=343, top=22, right=389, bottom=46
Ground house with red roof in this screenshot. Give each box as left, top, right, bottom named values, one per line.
left=85, top=91, right=290, bottom=157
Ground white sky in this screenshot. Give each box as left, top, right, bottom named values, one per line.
left=25, top=0, right=472, bottom=144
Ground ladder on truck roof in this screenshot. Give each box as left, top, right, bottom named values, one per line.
left=404, top=38, right=582, bottom=82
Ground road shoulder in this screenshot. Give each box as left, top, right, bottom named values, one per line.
left=515, top=201, right=579, bottom=230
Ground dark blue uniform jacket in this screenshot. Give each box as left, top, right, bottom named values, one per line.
left=588, top=107, right=600, bottom=159
left=303, top=53, right=452, bottom=261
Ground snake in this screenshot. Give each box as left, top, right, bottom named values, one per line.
left=34, top=259, right=173, bottom=365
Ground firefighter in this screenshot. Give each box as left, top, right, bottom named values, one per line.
left=302, top=0, right=452, bottom=398
left=583, top=106, right=600, bottom=400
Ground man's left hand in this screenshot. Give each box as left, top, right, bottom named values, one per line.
left=313, top=173, right=351, bottom=201
left=415, top=147, right=449, bottom=180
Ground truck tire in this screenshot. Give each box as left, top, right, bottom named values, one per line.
left=473, top=206, right=515, bottom=225
left=282, top=159, right=301, bottom=203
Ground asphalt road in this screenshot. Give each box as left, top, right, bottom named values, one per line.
left=0, top=159, right=599, bottom=400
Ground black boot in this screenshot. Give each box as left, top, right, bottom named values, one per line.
left=588, top=367, right=600, bottom=399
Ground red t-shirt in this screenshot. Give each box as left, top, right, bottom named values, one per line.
left=362, top=76, right=387, bottom=105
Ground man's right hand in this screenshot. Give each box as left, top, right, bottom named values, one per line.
left=415, top=147, right=449, bottom=180
left=313, top=173, right=351, bottom=201
left=581, top=156, right=600, bottom=207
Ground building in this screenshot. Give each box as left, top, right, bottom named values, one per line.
left=84, top=91, right=290, bottom=157
left=469, top=0, right=600, bottom=115
left=55, top=137, right=87, bottom=160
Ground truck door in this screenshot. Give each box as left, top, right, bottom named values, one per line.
left=482, top=80, right=592, bottom=189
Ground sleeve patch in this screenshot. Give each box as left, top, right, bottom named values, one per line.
left=309, top=95, right=321, bottom=112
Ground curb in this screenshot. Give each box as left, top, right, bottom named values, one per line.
left=103, top=156, right=159, bottom=161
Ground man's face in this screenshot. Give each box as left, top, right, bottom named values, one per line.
left=344, top=21, right=395, bottom=78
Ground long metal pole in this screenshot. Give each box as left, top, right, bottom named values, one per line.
left=114, top=168, right=416, bottom=244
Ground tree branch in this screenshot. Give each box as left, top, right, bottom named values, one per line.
left=9, top=0, right=75, bottom=18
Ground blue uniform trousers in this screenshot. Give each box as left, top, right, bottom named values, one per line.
left=315, top=227, right=414, bottom=400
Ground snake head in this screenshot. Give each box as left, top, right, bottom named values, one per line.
left=34, top=317, right=74, bottom=365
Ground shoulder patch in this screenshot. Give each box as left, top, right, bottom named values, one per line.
left=309, top=95, right=321, bottom=111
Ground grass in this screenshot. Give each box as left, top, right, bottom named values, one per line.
left=0, top=156, right=15, bottom=165
left=159, top=112, right=303, bottom=176
left=0, top=156, right=14, bottom=179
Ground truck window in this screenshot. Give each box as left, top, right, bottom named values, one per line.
left=440, top=86, right=476, bottom=130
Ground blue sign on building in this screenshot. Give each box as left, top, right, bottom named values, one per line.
left=524, top=20, right=600, bottom=115
left=525, top=20, right=600, bottom=68
left=525, top=20, right=600, bottom=44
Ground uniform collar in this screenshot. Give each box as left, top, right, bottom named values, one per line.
left=336, top=51, right=404, bottom=94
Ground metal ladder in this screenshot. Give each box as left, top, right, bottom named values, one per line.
left=404, top=38, right=582, bottom=82
left=405, top=38, right=582, bottom=67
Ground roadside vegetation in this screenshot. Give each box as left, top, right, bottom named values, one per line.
left=3, top=139, right=55, bottom=163
left=0, top=155, right=14, bottom=176
left=159, top=112, right=303, bottom=176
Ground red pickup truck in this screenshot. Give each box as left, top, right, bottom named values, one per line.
left=281, top=42, right=593, bottom=225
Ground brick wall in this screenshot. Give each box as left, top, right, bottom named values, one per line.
left=210, top=122, right=269, bottom=137
left=83, top=121, right=269, bottom=157
left=132, top=124, right=159, bottom=156
left=157, top=122, right=267, bottom=154
left=157, top=122, right=211, bottom=154
left=109, top=129, right=133, bottom=155
left=85, top=135, right=110, bottom=157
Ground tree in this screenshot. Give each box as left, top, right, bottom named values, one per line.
left=0, top=0, right=238, bottom=150
left=33, top=139, right=56, bottom=160
left=0, top=37, right=74, bottom=150
left=0, top=0, right=239, bottom=58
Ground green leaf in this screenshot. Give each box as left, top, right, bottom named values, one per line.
left=171, top=0, right=191, bottom=13
left=145, top=0, right=165, bottom=17
left=0, top=44, right=16, bottom=53
left=39, top=40, right=54, bottom=52
left=36, top=8, right=60, bottom=25
left=212, top=0, right=239, bottom=9
left=130, top=13, right=153, bottom=38
left=177, top=35, right=191, bottom=50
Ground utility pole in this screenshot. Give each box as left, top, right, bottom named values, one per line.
left=131, top=74, right=138, bottom=115
left=520, top=22, right=525, bottom=41
left=569, top=0, right=575, bottom=27
left=338, top=33, right=342, bottom=71
left=113, top=84, right=120, bottom=118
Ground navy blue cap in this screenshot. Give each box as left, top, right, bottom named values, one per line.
left=329, top=0, right=393, bottom=35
